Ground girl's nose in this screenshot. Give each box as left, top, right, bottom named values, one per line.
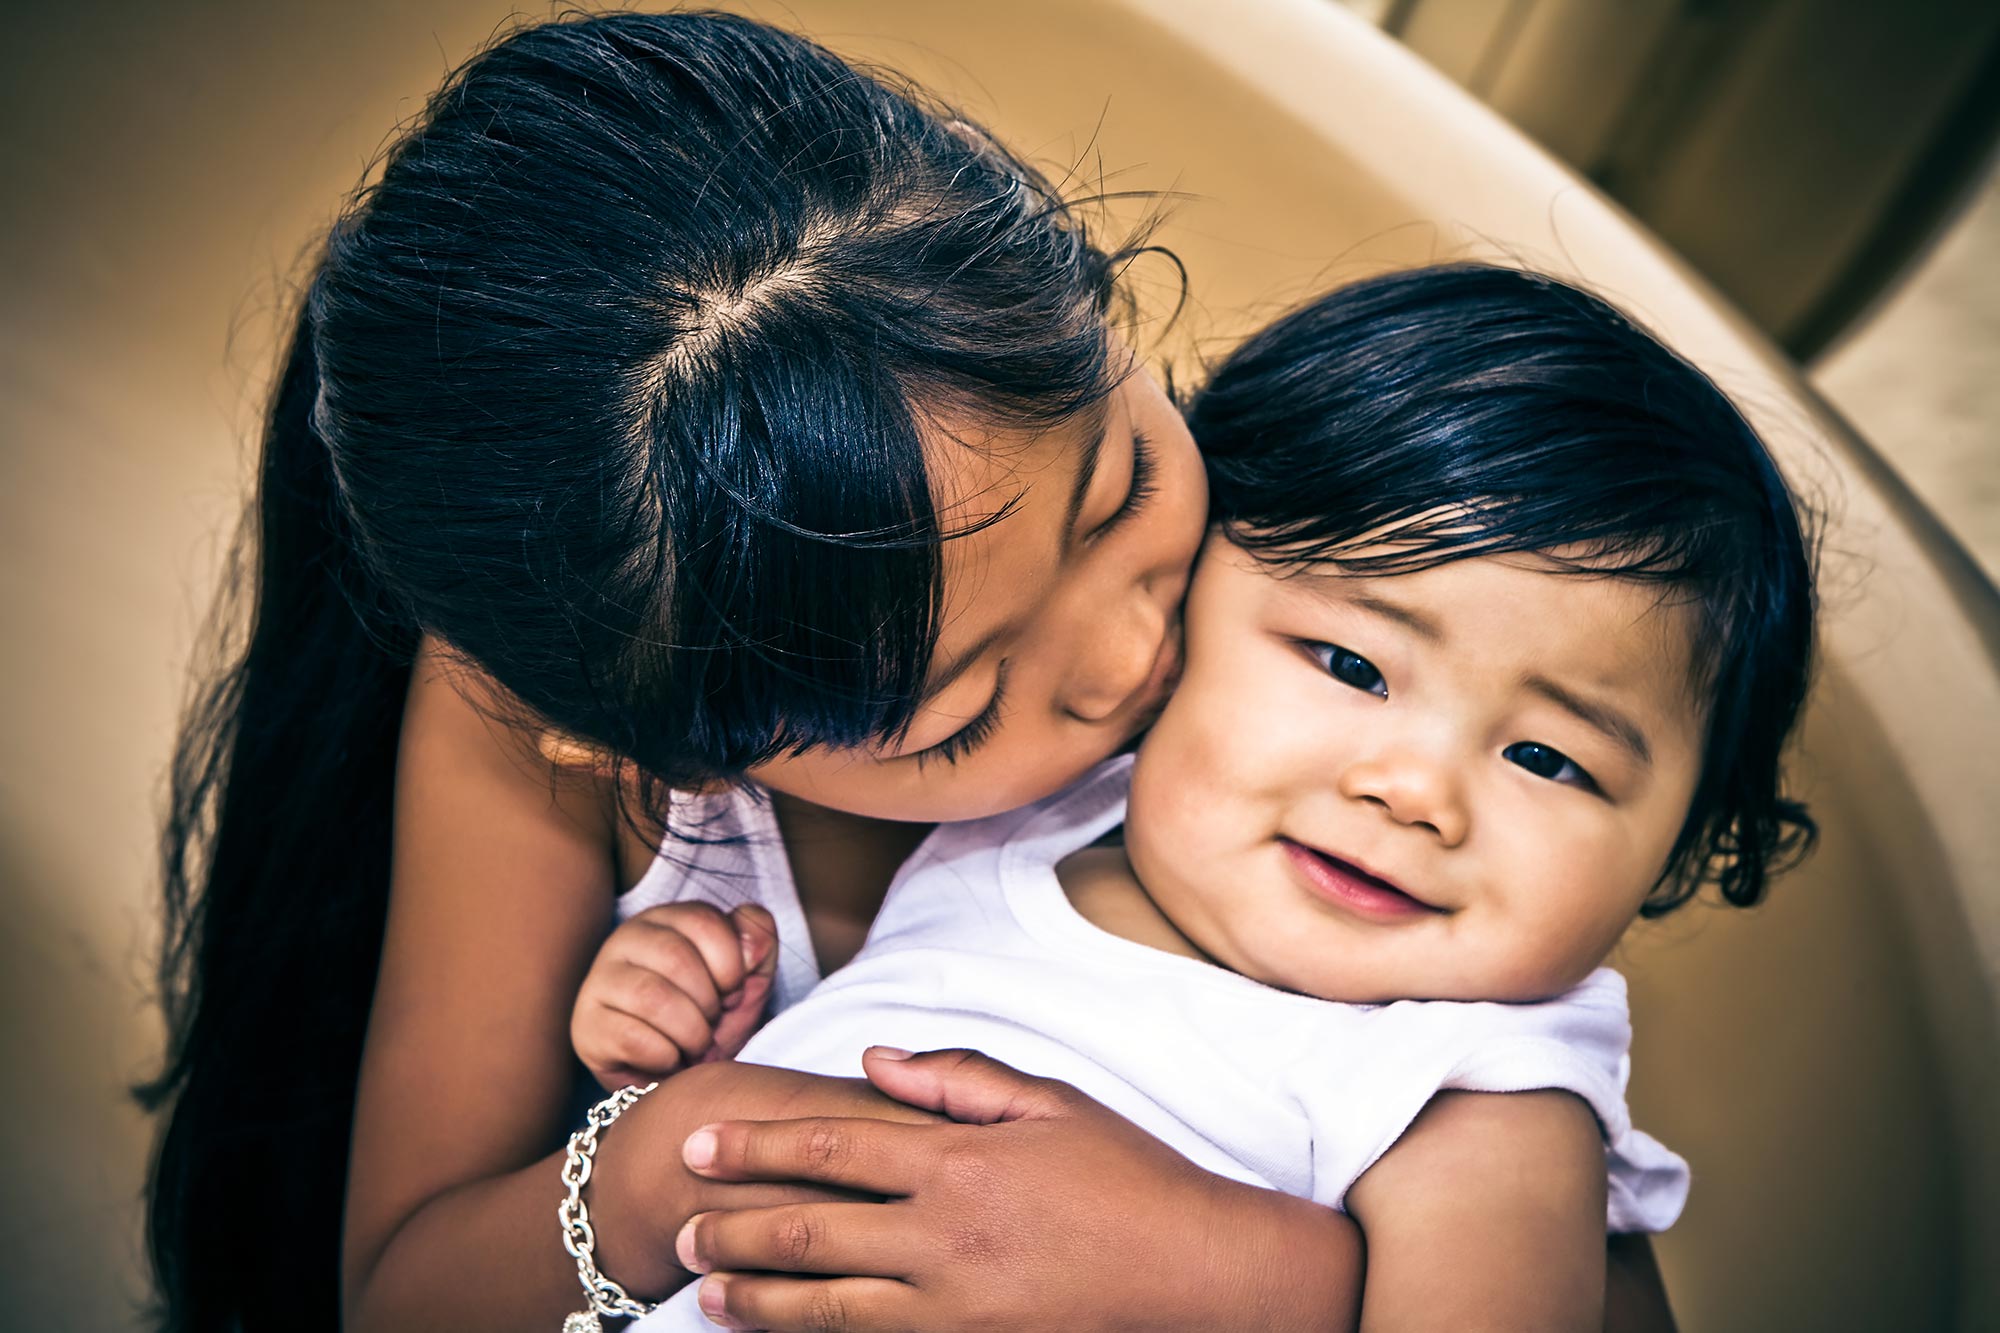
left=1061, top=592, right=1172, bottom=723
left=1337, top=747, right=1470, bottom=846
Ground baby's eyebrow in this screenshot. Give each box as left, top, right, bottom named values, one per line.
left=1345, top=590, right=1446, bottom=643
left=1287, top=574, right=1451, bottom=642
left=1522, top=674, right=1654, bottom=767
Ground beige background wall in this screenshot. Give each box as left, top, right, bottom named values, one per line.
left=3, top=2, right=1993, bottom=1328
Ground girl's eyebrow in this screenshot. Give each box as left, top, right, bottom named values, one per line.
left=918, top=626, right=1005, bottom=706
left=1060, top=410, right=1113, bottom=536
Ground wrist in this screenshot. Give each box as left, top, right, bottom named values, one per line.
left=584, top=1060, right=888, bottom=1297
left=585, top=1070, right=715, bottom=1299
left=1203, top=1177, right=1364, bottom=1333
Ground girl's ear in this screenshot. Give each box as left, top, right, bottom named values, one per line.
left=535, top=730, right=620, bottom=777
left=537, top=729, right=738, bottom=797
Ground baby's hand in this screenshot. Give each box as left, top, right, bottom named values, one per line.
left=572, top=902, right=779, bottom=1091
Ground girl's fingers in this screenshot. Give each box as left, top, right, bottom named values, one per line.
left=682, top=1116, right=936, bottom=1195
left=694, top=1272, right=917, bottom=1333
left=678, top=1203, right=913, bottom=1280
left=860, top=1045, right=1082, bottom=1124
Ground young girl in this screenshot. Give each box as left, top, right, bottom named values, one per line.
left=140, top=12, right=1306, bottom=1332
left=574, top=264, right=1817, bottom=1331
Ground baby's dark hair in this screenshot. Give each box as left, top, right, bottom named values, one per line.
left=1186, top=263, right=1818, bottom=915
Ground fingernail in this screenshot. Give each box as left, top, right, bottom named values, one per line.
left=683, top=1126, right=719, bottom=1170
left=869, top=1045, right=913, bottom=1061
left=698, top=1274, right=732, bottom=1319
left=676, top=1216, right=708, bottom=1273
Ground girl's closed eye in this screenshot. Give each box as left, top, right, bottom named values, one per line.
left=1307, top=642, right=1388, bottom=698
left=1090, top=430, right=1158, bottom=539
left=915, top=663, right=1011, bottom=767
left=1502, top=740, right=1598, bottom=792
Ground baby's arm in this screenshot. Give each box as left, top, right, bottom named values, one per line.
left=572, top=902, right=779, bottom=1090
left=1345, top=1089, right=1609, bottom=1331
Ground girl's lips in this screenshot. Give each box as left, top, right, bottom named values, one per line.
left=1279, top=839, right=1444, bottom=921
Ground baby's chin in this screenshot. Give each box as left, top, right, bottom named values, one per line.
left=1194, top=930, right=1598, bottom=1007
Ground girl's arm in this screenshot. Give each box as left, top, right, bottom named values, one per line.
left=677, top=1048, right=1366, bottom=1332
left=339, top=645, right=936, bottom=1331
left=677, top=1051, right=1676, bottom=1332
left=340, top=638, right=636, bottom=1327
left=1343, top=1089, right=1608, bottom=1332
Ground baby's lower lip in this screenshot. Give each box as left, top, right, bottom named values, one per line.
left=1279, top=840, right=1443, bottom=921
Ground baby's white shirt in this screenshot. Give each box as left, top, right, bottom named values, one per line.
left=621, top=758, right=1688, bottom=1332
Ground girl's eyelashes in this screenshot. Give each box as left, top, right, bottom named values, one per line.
left=1090, top=430, right=1158, bottom=539
left=1308, top=642, right=1388, bottom=697
left=914, top=663, right=1010, bottom=767
left=1503, top=740, right=1598, bottom=791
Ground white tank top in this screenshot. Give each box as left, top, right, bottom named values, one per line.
left=616, top=783, right=824, bottom=1016
left=616, top=783, right=960, bottom=1018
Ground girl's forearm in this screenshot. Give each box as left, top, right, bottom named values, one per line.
left=346, top=1143, right=611, bottom=1332
left=1208, top=1179, right=1365, bottom=1332
left=347, top=1101, right=711, bottom=1332
left=345, top=1061, right=933, bottom=1332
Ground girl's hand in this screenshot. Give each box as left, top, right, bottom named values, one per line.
left=673, top=1047, right=1363, bottom=1332
left=571, top=902, right=779, bottom=1090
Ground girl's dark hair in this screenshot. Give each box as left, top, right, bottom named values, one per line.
left=141, top=12, right=1131, bottom=1329
left=1187, top=263, right=1818, bottom=916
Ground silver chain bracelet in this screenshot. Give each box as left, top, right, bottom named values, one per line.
left=560, top=1081, right=662, bottom=1332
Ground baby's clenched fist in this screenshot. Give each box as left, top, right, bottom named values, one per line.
left=571, top=901, right=778, bottom=1091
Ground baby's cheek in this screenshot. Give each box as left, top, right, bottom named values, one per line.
left=1497, top=862, right=1644, bottom=998
left=1129, top=736, right=1203, bottom=837
left=1130, top=722, right=1236, bottom=860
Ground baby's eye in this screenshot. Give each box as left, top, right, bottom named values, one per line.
left=1310, top=643, right=1387, bottom=697
left=1503, top=741, right=1596, bottom=790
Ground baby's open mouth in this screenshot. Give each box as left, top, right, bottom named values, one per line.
left=1279, top=839, right=1448, bottom=920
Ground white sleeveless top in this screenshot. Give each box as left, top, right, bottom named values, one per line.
left=626, top=760, right=1688, bottom=1331
left=617, top=783, right=834, bottom=1018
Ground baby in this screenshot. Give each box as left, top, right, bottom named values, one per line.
left=580, top=264, right=1819, bottom=1329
